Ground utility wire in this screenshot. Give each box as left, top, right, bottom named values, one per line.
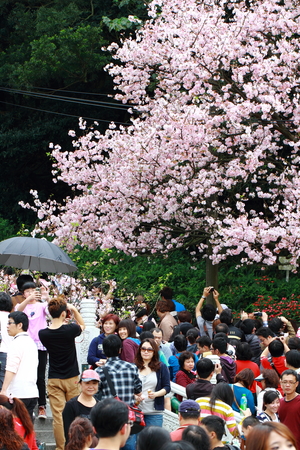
left=0, top=87, right=135, bottom=111
left=0, top=101, right=130, bottom=125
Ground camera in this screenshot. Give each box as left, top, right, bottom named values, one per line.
left=209, top=287, right=215, bottom=293
left=253, top=311, right=262, bottom=317
left=35, top=287, right=41, bottom=293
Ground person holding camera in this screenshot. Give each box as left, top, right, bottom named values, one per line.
left=260, top=336, right=290, bottom=376
left=39, top=296, right=85, bottom=450
left=15, top=281, right=50, bottom=419
left=195, top=287, right=223, bottom=339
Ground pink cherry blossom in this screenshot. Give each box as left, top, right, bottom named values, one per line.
left=23, top=0, right=300, bottom=267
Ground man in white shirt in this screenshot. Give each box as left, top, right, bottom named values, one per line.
left=0, top=310, right=38, bottom=419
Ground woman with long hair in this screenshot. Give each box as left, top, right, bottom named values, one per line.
left=246, top=422, right=296, bottom=450
left=230, top=368, right=256, bottom=414
left=87, top=313, right=120, bottom=369
left=65, top=417, right=96, bottom=450
left=0, top=408, right=29, bottom=450
left=196, top=382, right=238, bottom=437
left=135, top=338, right=170, bottom=427
left=0, top=395, right=37, bottom=450
left=257, top=390, right=280, bottom=423
left=117, top=318, right=140, bottom=363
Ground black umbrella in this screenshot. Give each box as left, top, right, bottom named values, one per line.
left=0, top=236, right=77, bottom=273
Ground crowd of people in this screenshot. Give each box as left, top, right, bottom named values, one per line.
left=1, top=276, right=300, bottom=450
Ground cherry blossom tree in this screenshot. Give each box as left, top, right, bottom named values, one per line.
left=24, top=0, right=300, bottom=267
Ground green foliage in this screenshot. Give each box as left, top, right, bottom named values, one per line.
left=0, top=217, right=16, bottom=241
left=71, top=247, right=300, bottom=319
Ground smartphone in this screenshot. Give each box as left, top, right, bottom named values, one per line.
left=35, top=287, right=41, bottom=293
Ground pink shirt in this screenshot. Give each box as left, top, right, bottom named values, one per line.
left=16, top=301, right=48, bottom=350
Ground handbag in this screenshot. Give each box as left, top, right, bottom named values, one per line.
left=102, top=367, right=145, bottom=435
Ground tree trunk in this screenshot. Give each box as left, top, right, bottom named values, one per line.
left=205, top=256, right=218, bottom=306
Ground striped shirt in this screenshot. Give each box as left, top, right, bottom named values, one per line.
left=196, top=397, right=237, bottom=435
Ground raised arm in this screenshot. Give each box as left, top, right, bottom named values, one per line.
left=213, top=289, right=223, bottom=315
left=195, top=286, right=211, bottom=318
left=67, top=303, right=85, bottom=331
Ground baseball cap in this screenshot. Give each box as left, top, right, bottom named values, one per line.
left=179, top=400, right=200, bottom=414
left=80, top=369, right=100, bottom=382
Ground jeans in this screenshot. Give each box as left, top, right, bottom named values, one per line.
left=144, top=414, right=163, bottom=427
left=121, top=434, right=137, bottom=450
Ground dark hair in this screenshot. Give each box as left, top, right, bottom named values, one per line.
left=214, top=332, right=228, bottom=342
left=246, top=422, right=297, bottom=450
left=103, top=334, right=122, bottom=357
left=180, top=409, right=200, bottom=420
left=143, top=321, right=156, bottom=332
left=153, top=327, right=163, bottom=335
left=219, top=309, right=233, bottom=326
left=215, top=323, right=229, bottom=335
left=256, top=327, right=275, bottom=338
left=234, top=368, right=254, bottom=389
left=235, top=342, right=253, bottom=361
left=242, top=416, right=259, bottom=429
left=260, top=369, right=280, bottom=388
left=288, top=337, right=300, bottom=350
left=186, top=328, right=199, bottom=344
left=179, top=323, right=194, bottom=336
left=156, top=299, right=174, bottom=313
left=285, top=350, right=300, bottom=369
left=177, top=311, right=192, bottom=323
left=90, top=398, right=128, bottom=437
left=135, top=338, right=161, bottom=372
left=139, top=331, right=154, bottom=341
left=262, top=390, right=280, bottom=410
left=160, top=287, right=173, bottom=300
left=65, top=417, right=94, bottom=450
left=8, top=311, right=28, bottom=331
left=48, top=295, right=67, bottom=318
left=160, top=442, right=195, bottom=450
left=201, top=304, right=215, bottom=321
left=182, top=425, right=210, bottom=450
left=178, top=351, right=194, bottom=370
left=16, top=274, right=34, bottom=291
left=210, top=383, right=234, bottom=410
left=174, top=334, right=188, bottom=352
left=21, top=281, right=37, bottom=292
left=240, top=319, right=255, bottom=335
left=137, top=426, right=171, bottom=450
left=0, top=395, right=33, bottom=438
left=118, top=319, right=137, bottom=338
left=201, top=415, right=225, bottom=441
left=281, top=369, right=298, bottom=382
left=196, top=358, right=214, bottom=378
left=268, top=339, right=284, bottom=357
left=196, top=336, right=212, bottom=348
left=0, top=408, right=25, bottom=450
left=102, top=313, right=120, bottom=327
left=0, top=292, right=13, bottom=312
left=212, top=337, right=227, bottom=354
left=269, top=318, right=284, bottom=334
